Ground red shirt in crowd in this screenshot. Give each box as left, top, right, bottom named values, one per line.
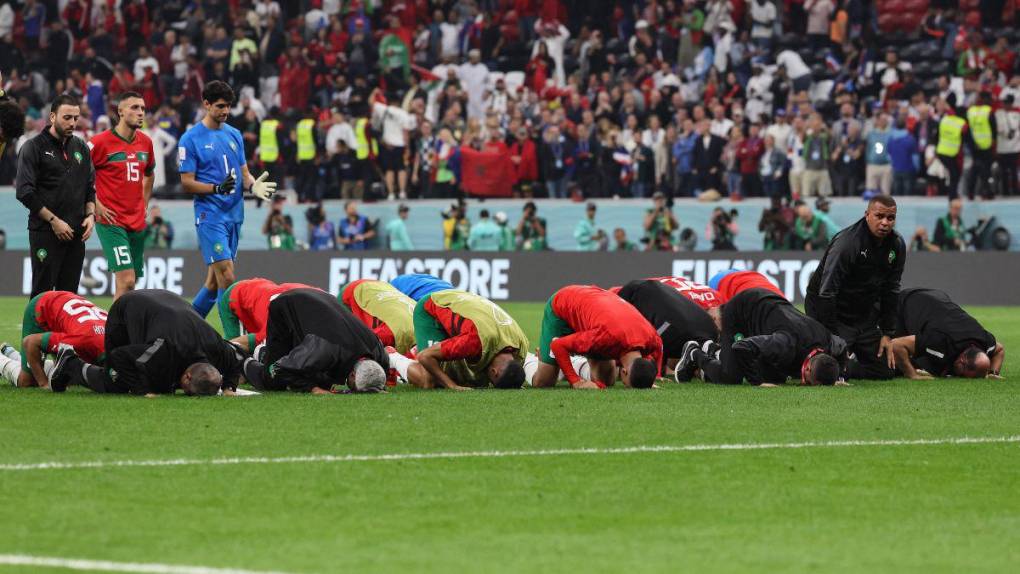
left=737, top=136, right=765, bottom=175
left=550, top=285, right=663, bottom=385
left=715, top=271, right=786, bottom=303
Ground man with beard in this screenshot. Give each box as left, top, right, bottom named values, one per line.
left=806, top=195, right=905, bottom=379
left=678, top=288, right=847, bottom=386
left=16, top=93, right=96, bottom=297
left=890, top=287, right=1005, bottom=380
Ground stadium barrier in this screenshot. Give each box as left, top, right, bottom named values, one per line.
left=0, top=251, right=1016, bottom=305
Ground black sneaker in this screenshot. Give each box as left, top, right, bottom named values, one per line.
left=675, top=341, right=701, bottom=383
left=48, top=348, right=78, bottom=393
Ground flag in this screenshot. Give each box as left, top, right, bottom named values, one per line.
left=459, top=146, right=514, bottom=198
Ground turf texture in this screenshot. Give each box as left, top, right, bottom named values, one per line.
left=0, top=297, right=1018, bottom=573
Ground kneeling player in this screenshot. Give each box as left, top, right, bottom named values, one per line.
left=218, top=277, right=318, bottom=352
left=678, top=288, right=846, bottom=386
left=387, top=290, right=528, bottom=390
left=615, top=279, right=719, bottom=381
left=533, top=285, right=662, bottom=389
left=242, top=289, right=389, bottom=394
left=0, top=291, right=107, bottom=388
left=890, top=287, right=1005, bottom=379
left=390, top=273, right=454, bottom=301
left=708, top=269, right=785, bottom=303
left=49, top=290, right=241, bottom=396
left=341, top=279, right=417, bottom=355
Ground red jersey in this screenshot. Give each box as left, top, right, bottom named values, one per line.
left=34, top=291, right=107, bottom=362
left=226, top=279, right=319, bottom=344
left=423, top=298, right=482, bottom=361
left=646, top=276, right=722, bottom=310
left=88, top=129, right=155, bottom=231
left=551, top=285, right=662, bottom=384
left=716, top=271, right=785, bottom=303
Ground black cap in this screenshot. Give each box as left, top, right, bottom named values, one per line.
left=398, top=203, right=409, bottom=212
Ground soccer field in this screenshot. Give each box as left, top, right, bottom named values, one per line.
left=0, top=297, right=1018, bottom=574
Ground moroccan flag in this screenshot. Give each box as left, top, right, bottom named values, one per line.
left=459, top=146, right=513, bottom=198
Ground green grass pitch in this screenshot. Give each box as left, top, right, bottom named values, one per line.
left=1, top=296, right=1019, bottom=573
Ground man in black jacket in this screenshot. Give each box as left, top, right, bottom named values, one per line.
left=692, top=119, right=725, bottom=193
left=243, top=288, right=389, bottom=394
left=806, top=195, right=905, bottom=379
left=0, top=72, right=26, bottom=161
left=678, top=288, right=846, bottom=386
left=49, top=290, right=243, bottom=396
left=16, top=93, right=96, bottom=297
left=890, top=287, right=1004, bottom=379
left=615, top=279, right=719, bottom=381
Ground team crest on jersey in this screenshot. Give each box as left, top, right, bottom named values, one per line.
left=733, top=332, right=744, bottom=342
left=36, top=248, right=47, bottom=262
left=229, top=141, right=237, bottom=152
left=178, top=147, right=186, bottom=163
left=73, top=151, right=83, bottom=163
left=214, top=242, right=224, bottom=254
left=888, top=250, right=896, bottom=264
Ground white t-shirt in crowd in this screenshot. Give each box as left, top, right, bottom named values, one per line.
left=326, top=121, right=357, bottom=154
left=372, top=102, right=417, bottom=148
left=776, top=50, right=811, bottom=80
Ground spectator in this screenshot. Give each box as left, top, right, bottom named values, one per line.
left=372, top=91, right=418, bottom=200
left=539, top=125, right=574, bottom=198
left=468, top=209, right=502, bottom=251
left=144, top=205, right=174, bottom=250
left=722, top=126, right=743, bottom=198
left=509, top=125, right=539, bottom=197
left=805, top=0, right=835, bottom=51
left=831, top=123, right=864, bottom=196
left=692, top=119, right=725, bottom=193
left=888, top=118, right=919, bottom=196
left=386, top=204, right=414, bottom=251
left=306, top=203, right=336, bottom=251
left=630, top=131, right=655, bottom=199
left=644, top=191, right=679, bottom=245
left=996, top=95, right=1020, bottom=197
left=737, top=122, right=765, bottom=198
left=433, top=127, right=459, bottom=198
left=749, top=0, right=778, bottom=50
left=613, top=227, right=639, bottom=251
left=865, top=112, right=893, bottom=195
left=516, top=201, right=547, bottom=251
left=263, top=197, right=295, bottom=251
left=793, top=203, right=829, bottom=251
left=933, top=198, right=967, bottom=251
left=443, top=201, right=470, bottom=250
left=673, top=118, right=698, bottom=197
left=458, top=49, right=489, bottom=120
left=759, top=134, right=786, bottom=198
left=338, top=200, right=374, bottom=250
left=574, top=203, right=604, bottom=251
left=801, top=114, right=831, bottom=198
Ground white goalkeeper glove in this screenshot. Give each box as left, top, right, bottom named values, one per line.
left=250, top=171, right=277, bottom=201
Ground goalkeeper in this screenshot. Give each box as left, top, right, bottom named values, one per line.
left=177, top=80, right=277, bottom=319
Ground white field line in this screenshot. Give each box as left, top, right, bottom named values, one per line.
left=0, top=554, right=295, bottom=574
left=0, top=436, right=1017, bottom=473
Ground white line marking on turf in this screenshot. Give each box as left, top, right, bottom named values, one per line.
left=0, top=436, right=1016, bottom=473
left=0, top=554, right=295, bottom=574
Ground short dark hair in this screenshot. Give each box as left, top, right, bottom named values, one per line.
left=480, top=209, right=490, bottom=218
left=50, top=93, right=80, bottom=115
left=523, top=201, right=537, bottom=212
left=629, top=358, right=657, bottom=389
left=202, top=80, right=235, bottom=105
left=493, top=361, right=525, bottom=389
left=810, top=354, right=841, bottom=386
left=116, top=91, right=144, bottom=105
left=868, top=195, right=897, bottom=209
left=958, top=346, right=986, bottom=376
left=0, top=99, right=26, bottom=143
left=185, top=363, right=222, bottom=396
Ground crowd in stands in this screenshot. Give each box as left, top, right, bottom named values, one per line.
left=0, top=0, right=1018, bottom=252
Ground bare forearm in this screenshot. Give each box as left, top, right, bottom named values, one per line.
left=991, top=345, right=1005, bottom=374
left=418, top=348, right=459, bottom=389
left=143, top=175, right=154, bottom=204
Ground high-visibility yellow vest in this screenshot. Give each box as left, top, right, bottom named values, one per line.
left=966, top=105, right=993, bottom=151
left=936, top=115, right=966, bottom=157
left=354, top=117, right=378, bottom=160
left=296, top=118, right=316, bottom=161
left=259, top=119, right=280, bottom=162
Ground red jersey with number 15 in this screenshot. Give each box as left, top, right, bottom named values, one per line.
left=88, top=129, right=155, bottom=232
left=646, top=277, right=722, bottom=310
left=35, top=291, right=107, bottom=362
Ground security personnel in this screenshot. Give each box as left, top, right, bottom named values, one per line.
left=934, top=99, right=966, bottom=200
left=258, top=109, right=283, bottom=192
left=0, top=72, right=26, bottom=159
left=293, top=113, right=318, bottom=202
left=15, top=93, right=96, bottom=297
left=353, top=108, right=378, bottom=198
left=806, top=195, right=905, bottom=380
left=995, top=95, right=1019, bottom=197
left=965, top=92, right=997, bottom=199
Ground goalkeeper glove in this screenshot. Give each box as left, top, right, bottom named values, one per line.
left=250, top=171, right=278, bottom=201
left=214, top=171, right=236, bottom=195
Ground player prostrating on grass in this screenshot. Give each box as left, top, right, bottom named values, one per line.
left=341, top=279, right=418, bottom=355
left=385, top=289, right=529, bottom=390
left=532, top=285, right=661, bottom=390
left=708, top=269, right=786, bottom=303
left=49, top=289, right=242, bottom=396
left=178, top=81, right=277, bottom=318
left=0, top=291, right=107, bottom=388
left=218, top=278, right=318, bottom=353
left=677, top=288, right=846, bottom=386
left=242, top=289, right=389, bottom=394
left=88, top=91, right=154, bottom=300
left=389, top=273, right=454, bottom=301
left=615, top=279, right=719, bottom=382
left=890, top=287, right=1005, bottom=380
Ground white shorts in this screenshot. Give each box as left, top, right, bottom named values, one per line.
left=523, top=353, right=590, bottom=386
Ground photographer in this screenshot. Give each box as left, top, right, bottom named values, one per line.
left=516, top=201, right=547, bottom=251
left=306, top=202, right=336, bottom=251
left=262, top=196, right=295, bottom=251
left=911, top=226, right=940, bottom=252
left=443, top=200, right=471, bottom=251
left=707, top=207, right=739, bottom=251
left=143, top=205, right=174, bottom=250
left=758, top=196, right=794, bottom=250
left=643, top=191, right=679, bottom=245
